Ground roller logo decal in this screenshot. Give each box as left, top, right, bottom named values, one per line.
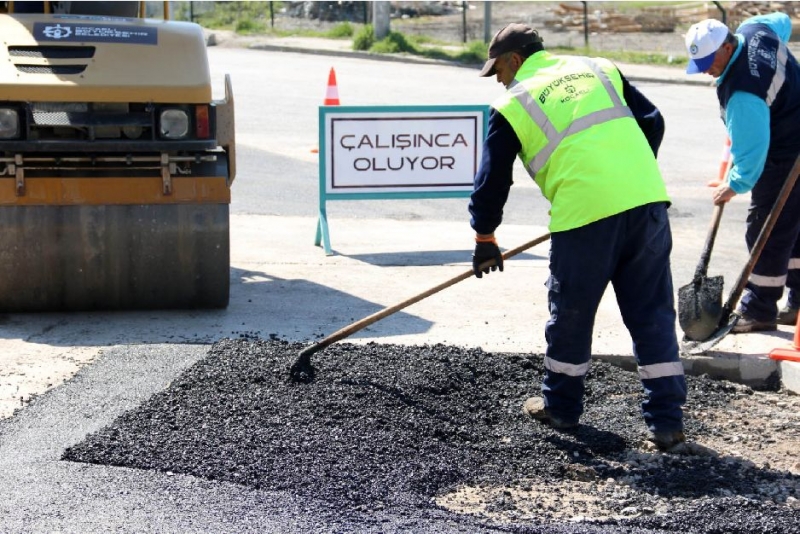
left=33, top=22, right=158, bottom=45
left=42, top=24, right=72, bottom=39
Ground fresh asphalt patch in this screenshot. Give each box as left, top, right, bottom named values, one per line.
left=59, top=339, right=800, bottom=533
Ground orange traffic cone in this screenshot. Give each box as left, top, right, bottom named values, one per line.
left=323, top=67, right=340, bottom=106
left=769, top=312, right=800, bottom=363
left=708, top=136, right=731, bottom=187
left=312, top=68, right=341, bottom=154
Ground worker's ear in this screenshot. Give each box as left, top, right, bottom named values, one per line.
left=720, top=42, right=736, bottom=58
left=510, top=52, right=525, bottom=71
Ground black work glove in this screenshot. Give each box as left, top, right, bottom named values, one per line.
left=472, top=239, right=504, bottom=278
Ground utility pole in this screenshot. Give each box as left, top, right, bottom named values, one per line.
left=270, top=1, right=274, bottom=28
left=484, top=1, right=492, bottom=42
left=373, top=1, right=391, bottom=40
left=713, top=1, right=727, bottom=24
left=582, top=1, right=589, bottom=48
left=462, top=1, right=467, bottom=43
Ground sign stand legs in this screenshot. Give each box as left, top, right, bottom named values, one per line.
left=314, top=207, right=333, bottom=256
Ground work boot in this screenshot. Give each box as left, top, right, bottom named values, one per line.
left=648, top=430, right=686, bottom=451
left=521, top=397, right=578, bottom=430
left=731, top=314, right=777, bottom=334
left=777, top=305, right=799, bottom=326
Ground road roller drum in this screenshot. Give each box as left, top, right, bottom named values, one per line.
left=0, top=2, right=236, bottom=311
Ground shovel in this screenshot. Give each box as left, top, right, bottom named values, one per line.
left=289, top=232, right=551, bottom=383
left=678, top=204, right=725, bottom=341
left=683, top=152, right=800, bottom=354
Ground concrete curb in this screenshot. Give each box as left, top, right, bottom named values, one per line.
left=244, top=40, right=712, bottom=87
left=249, top=42, right=468, bottom=68
left=781, top=359, right=800, bottom=393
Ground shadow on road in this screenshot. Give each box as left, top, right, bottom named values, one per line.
left=0, top=266, right=438, bottom=347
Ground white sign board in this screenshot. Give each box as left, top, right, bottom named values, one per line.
left=321, top=107, right=486, bottom=195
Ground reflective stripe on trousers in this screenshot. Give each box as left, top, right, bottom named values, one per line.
left=544, top=357, right=684, bottom=381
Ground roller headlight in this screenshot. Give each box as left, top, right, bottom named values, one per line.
left=159, top=109, right=189, bottom=139
left=0, top=108, right=20, bottom=139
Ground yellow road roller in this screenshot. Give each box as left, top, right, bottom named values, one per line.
left=0, top=1, right=235, bottom=311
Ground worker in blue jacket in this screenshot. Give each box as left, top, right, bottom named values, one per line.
left=470, top=23, right=686, bottom=451
left=685, top=13, right=800, bottom=331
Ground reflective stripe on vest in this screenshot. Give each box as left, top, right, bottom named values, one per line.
left=766, top=41, right=788, bottom=106
left=508, top=57, right=633, bottom=179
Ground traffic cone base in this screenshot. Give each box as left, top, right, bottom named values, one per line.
left=769, top=348, right=800, bottom=362
left=768, top=311, right=800, bottom=362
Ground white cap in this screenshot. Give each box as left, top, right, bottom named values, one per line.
left=685, top=19, right=729, bottom=74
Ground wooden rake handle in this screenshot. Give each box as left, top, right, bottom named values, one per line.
left=298, top=232, right=551, bottom=359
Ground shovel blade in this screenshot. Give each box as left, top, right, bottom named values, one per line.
left=678, top=275, right=724, bottom=341
left=680, top=313, right=739, bottom=355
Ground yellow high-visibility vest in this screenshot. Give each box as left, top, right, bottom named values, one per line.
left=493, top=51, right=669, bottom=232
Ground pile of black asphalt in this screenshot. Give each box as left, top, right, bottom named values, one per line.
left=63, top=339, right=799, bottom=533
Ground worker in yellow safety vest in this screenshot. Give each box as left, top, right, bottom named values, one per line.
left=469, top=23, right=687, bottom=451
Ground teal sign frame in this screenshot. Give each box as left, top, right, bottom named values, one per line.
left=315, top=104, right=490, bottom=255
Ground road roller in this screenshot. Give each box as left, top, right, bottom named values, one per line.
left=0, top=1, right=235, bottom=311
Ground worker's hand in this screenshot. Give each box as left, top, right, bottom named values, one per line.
left=712, top=184, right=737, bottom=205
left=472, top=236, right=504, bottom=278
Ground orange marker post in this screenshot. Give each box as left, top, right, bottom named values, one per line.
left=708, top=136, right=731, bottom=187
left=312, top=67, right=341, bottom=154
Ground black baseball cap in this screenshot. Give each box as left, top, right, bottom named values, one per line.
left=479, top=23, right=544, bottom=77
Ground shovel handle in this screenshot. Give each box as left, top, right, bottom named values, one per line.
left=694, top=203, right=725, bottom=281
left=722, top=153, right=800, bottom=317
left=298, top=232, right=551, bottom=359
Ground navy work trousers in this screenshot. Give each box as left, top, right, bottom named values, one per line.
left=740, top=156, right=800, bottom=320
left=542, top=202, right=687, bottom=433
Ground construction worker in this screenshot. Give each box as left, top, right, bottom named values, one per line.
left=469, top=23, right=687, bottom=450
left=684, top=13, right=800, bottom=332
